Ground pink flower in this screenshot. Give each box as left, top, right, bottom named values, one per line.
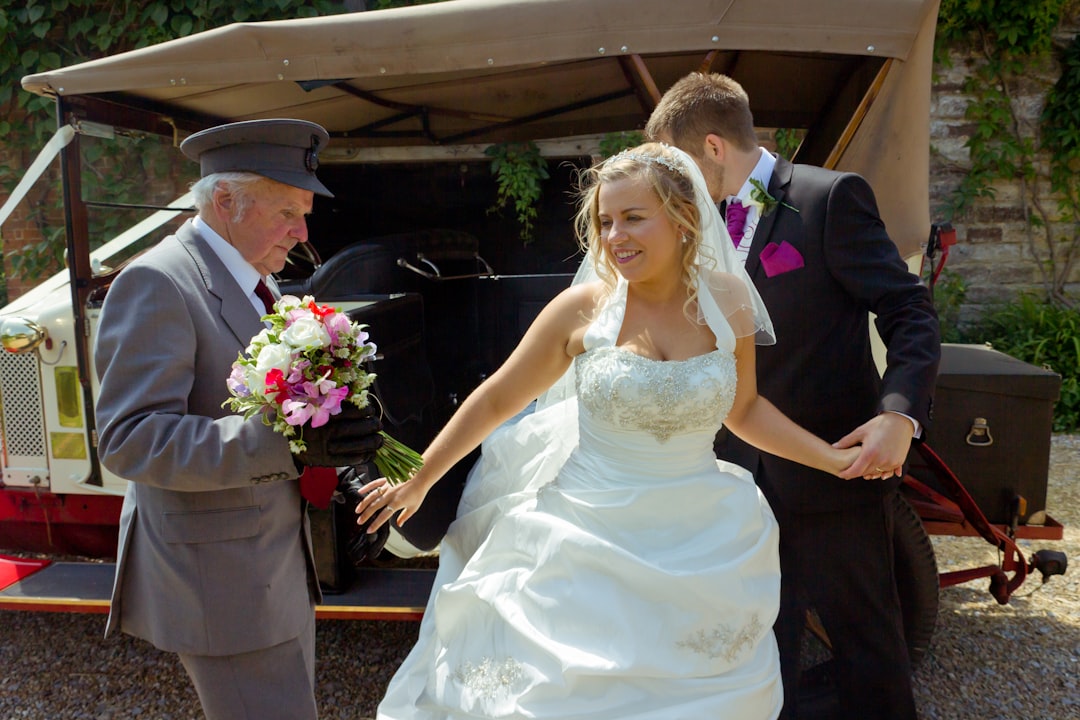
left=282, top=384, right=349, bottom=428
left=226, top=364, right=251, bottom=396
left=282, top=399, right=316, bottom=427
left=323, top=311, right=353, bottom=346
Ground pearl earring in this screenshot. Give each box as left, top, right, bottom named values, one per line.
left=681, top=234, right=688, bottom=244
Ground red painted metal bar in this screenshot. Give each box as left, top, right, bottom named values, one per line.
left=904, top=443, right=1031, bottom=603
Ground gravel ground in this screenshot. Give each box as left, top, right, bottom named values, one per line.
left=2, top=436, right=1077, bottom=720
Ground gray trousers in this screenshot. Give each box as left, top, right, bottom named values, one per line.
left=179, top=608, right=317, bottom=720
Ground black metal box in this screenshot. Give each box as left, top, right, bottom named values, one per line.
left=910, top=343, right=1061, bottom=525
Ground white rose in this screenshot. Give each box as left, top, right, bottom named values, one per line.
left=281, top=316, right=331, bottom=350
left=245, top=328, right=272, bottom=355
left=276, top=294, right=303, bottom=312
left=243, top=365, right=268, bottom=397
left=251, top=342, right=295, bottom=396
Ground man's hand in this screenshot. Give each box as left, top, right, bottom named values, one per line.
left=333, top=466, right=390, bottom=565
left=295, top=403, right=384, bottom=468
left=833, top=412, right=915, bottom=480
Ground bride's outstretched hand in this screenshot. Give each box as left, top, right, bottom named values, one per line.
left=355, top=476, right=428, bottom=533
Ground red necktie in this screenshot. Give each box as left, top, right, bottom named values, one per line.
left=254, top=279, right=276, bottom=313
left=254, top=280, right=337, bottom=508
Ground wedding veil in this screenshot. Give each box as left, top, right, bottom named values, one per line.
left=537, top=143, right=775, bottom=411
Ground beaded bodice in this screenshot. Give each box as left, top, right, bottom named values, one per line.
left=574, top=346, right=736, bottom=444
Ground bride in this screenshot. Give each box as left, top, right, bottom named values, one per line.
left=356, top=143, right=860, bottom=719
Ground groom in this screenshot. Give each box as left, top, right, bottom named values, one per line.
left=646, top=73, right=940, bottom=719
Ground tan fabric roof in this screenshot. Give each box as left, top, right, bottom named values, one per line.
left=22, top=0, right=940, bottom=257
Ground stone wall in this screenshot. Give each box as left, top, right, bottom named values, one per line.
left=929, top=16, right=1080, bottom=325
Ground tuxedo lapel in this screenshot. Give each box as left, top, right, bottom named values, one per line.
left=745, top=155, right=794, bottom=279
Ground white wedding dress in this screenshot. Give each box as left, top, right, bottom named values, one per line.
left=376, top=279, right=783, bottom=720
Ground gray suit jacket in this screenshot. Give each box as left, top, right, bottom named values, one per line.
left=95, top=220, right=321, bottom=656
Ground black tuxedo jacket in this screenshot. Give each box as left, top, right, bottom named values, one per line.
left=718, top=156, right=940, bottom=513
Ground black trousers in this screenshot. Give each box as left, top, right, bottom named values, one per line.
left=771, top=491, right=917, bottom=720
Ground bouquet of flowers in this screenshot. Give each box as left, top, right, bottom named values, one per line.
left=224, top=294, right=423, bottom=484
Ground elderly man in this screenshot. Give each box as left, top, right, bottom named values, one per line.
left=95, top=119, right=383, bottom=720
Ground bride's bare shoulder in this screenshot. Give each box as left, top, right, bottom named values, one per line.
left=549, top=280, right=608, bottom=316
left=539, top=281, right=607, bottom=355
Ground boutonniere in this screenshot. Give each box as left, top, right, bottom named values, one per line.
left=749, top=178, right=799, bottom=217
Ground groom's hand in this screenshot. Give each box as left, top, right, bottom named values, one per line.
left=833, top=412, right=913, bottom=480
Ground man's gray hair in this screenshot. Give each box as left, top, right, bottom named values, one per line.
left=190, top=172, right=266, bottom=222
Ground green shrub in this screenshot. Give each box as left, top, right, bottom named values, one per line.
left=957, top=295, right=1080, bottom=432
left=928, top=269, right=968, bottom=344
left=598, top=132, right=645, bottom=159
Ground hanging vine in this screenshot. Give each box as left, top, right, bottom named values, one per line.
left=936, top=0, right=1079, bottom=306
left=485, top=141, right=550, bottom=244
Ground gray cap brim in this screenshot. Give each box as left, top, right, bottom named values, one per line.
left=180, top=119, right=334, bottom=198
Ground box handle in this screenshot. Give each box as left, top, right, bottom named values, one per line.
left=965, top=417, right=994, bottom=447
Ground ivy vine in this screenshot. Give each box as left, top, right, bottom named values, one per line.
left=1041, top=32, right=1080, bottom=280
left=935, top=0, right=1079, bottom=306
left=0, top=0, right=345, bottom=301
left=598, top=131, right=644, bottom=158
left=773, top=128, right=804, bottom=160
left=485, top=141, right=550, bottom=244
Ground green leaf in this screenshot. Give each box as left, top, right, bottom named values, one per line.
left=172, top=15, right=194, bottom=36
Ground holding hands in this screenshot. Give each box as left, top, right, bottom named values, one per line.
left=833, top=412, right=916, bottom=481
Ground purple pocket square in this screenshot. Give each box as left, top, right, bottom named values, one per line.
left=759, top=241, right=804, bottom=278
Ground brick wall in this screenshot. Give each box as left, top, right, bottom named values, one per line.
left=0, top=130, right=192, bottom=306
left=0, top=142, right=65, bottom=302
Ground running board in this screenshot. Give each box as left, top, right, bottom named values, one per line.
left=0, top=556, right=434, bottom=620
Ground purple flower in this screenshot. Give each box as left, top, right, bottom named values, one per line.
left=287, top=359, right=312, bottom=384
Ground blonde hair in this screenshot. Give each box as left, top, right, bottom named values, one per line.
left=573, top=142, right=709, bottom=321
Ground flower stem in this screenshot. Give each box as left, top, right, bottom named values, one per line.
left=374, top=432, right=424, bottom=485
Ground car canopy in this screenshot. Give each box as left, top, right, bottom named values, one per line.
left=22, top=0, right=940, bottom=258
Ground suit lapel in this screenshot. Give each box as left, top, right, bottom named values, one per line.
left=176, top=222, right=263, bottom=347
left=745, top=155, right=794, bottom=279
